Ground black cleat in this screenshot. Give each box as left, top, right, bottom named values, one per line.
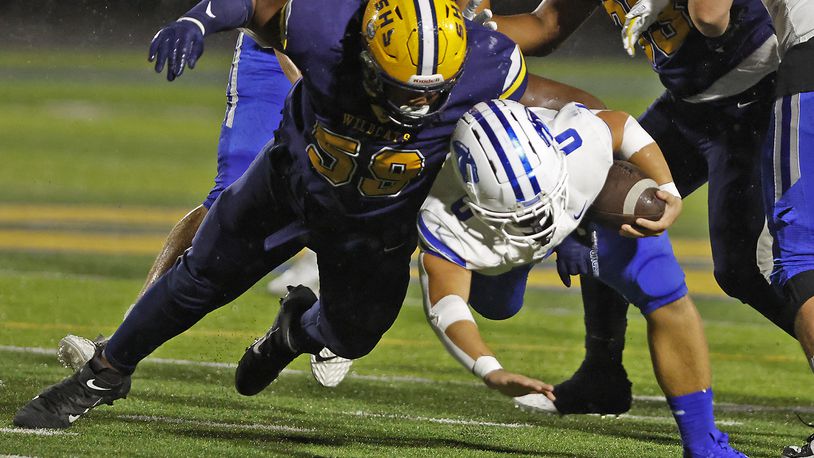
left=783, top=433, right=814, bottom=458
left=235, top=285, right=317, bottom=396
left=13, top=351, right=130, bottom=429
left=552, top=361, right=632, bottom=415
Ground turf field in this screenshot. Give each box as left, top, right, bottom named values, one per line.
left=0, top=48, right=810, bottom=457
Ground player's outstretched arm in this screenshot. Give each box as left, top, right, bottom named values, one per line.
left=420, top=253, right=555, bottom=399
left=460, top=0, right=597, bottom=57
left=520, top=73, right=607, bottom=110
left=595, top=110, right=682, bottom=237
left=149, top=0, right=285, bottom=81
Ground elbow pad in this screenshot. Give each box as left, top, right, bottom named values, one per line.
left=618, top=115, right=655, bottom=160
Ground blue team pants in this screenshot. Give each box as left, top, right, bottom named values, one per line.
left=203, top=33, right=290, bottom=208
left=469, top=229, right=687, bottom=319
left=762, top=91, right=814, bottom=299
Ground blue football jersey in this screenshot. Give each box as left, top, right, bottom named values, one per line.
left=600, top=0, right=774, bottom=98
left=275, top=0, right=528, bottom=227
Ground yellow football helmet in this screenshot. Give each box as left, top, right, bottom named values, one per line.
left=361, top=0, right=468, bottom=128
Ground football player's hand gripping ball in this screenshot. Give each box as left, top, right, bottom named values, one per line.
left=462, top=0, right=497, bottom=30
left=621, top=0, right=670, bottom=57
left=619, top=189, right=682, bottom=238
left=149, top=21, right=205, bottom=81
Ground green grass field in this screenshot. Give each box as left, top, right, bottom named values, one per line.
left=0, top=48, right=809, bottom=457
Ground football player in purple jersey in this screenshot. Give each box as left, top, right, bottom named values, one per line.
left=13, top=0, right=606, bottom=429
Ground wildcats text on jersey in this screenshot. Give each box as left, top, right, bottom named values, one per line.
left=341, top=113, right=412, bottom=143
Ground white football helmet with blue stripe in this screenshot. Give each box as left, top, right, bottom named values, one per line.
left=450, top=99, right=568, bottom=249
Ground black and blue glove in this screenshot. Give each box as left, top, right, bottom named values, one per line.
left=149, top=20, right=205, bottom=81
left=554, top=228, right=599, bottom=287
left=148, top=0, right=253, bottom=81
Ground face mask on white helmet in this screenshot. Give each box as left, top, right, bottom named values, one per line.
left=450, top=99, right=569, bottom=252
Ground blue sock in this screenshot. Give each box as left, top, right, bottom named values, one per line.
left=667, top=388, right=719, bottom=453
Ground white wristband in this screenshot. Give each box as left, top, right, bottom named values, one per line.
left=177, top=17, right=206, bottom=35
left=618, top=115, right=655, bottom=160
left=472, top=355, right=503, bottom=379
left=658, top=181, right=681, bottom=199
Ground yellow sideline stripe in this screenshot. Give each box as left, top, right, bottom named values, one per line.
left=0, top=230, right=165, bottom=255
left=0, top=204, right=186, bottom=225
left=522, top=269, right=724, bottom=297
left=0, top=228, right=713, bottom=259
left=0, top=203, right=720, bottom=294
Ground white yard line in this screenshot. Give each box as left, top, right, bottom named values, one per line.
left=0, top=427, right=77, bottom=436
left=348, top=411, right=534, bottom=428
left=1, top=345, right=806, bottom=422
left=117, top=415, right=312, bottom=433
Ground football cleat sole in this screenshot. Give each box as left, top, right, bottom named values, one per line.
left=57, top=335, right=98, bottom=371
left=310, top=348, right=353, bottom=388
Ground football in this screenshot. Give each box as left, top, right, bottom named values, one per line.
left=587, top=160, right=666, bottom=227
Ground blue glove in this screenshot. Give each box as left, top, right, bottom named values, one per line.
left=554, top=229, right=599, bottom=287
left=149, top=20, right=205, bottom=81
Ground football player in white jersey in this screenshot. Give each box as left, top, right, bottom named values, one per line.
left=418, top=100, right=746, bottom=458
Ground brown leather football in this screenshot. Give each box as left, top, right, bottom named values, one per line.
left=587, top=160, right=666, bottom=228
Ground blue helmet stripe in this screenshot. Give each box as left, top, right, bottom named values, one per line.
left=486, top=100, right=542, bottom=196
left=471, top=108, right=525, bottom=201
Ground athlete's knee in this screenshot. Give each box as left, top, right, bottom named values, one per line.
left=331, top=331, right=382, bottom=359
left=164, top=257, right=233, bottom=314
left=713, top=266, right=761, bottom=302
left=644, top=295, right=698, bottom=324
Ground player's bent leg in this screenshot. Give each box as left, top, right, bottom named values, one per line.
left=645, top=296, right=710, bottom=396
left=299, top=229, right=415, bottom=360
left=794, top=287, right=814, bottom=369
left=646, top=297, right=746, bottom=457
left=55, top=205, right=210, bottom=370
left=707, top=90, right=796, bottom=335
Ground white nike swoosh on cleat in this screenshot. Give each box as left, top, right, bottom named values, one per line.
left=85, top=379, right=112, bottom=391
left=205, top=1, right=216, bottom=18
left=313, top=354, right=338, bottom=363
left=68, top=414, right=81, bottom=423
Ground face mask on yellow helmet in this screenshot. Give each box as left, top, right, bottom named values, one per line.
left=361, top=0, right=468, bottom=128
